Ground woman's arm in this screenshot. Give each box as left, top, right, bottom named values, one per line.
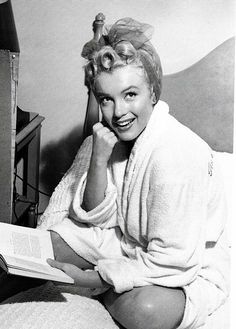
left=39, top=126, right=118, bottom=230
left=47, top=258, right=111, bottom=289
left=82, top=122, right=118, bottom=211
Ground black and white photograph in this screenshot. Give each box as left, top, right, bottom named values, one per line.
left=0, top=1, right=235, bottom=328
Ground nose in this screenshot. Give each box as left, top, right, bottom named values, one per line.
left=114, top=100, right=127, bottom=118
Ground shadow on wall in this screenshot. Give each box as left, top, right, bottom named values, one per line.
left=161, top=37, right=235, bottom=153
left=40, top=124, right=84, bottom=195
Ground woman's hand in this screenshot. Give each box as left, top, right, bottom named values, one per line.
left=82, top=121, right=118, bottom=211
left=47, top=258, right=110, bottom=289
left=92, top=122, right=118, bottom=165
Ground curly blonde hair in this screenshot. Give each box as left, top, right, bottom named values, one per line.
left=84, top=40, right=162, bottom=103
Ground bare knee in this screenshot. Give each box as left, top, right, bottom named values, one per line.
left=103, top=286, right=185, bottom=329
left=135, top=287, right=185, bottom=329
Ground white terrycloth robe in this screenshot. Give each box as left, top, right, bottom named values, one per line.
left=38, top=101, right=230, bottom=328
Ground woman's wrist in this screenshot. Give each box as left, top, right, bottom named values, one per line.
left=83, top=270, right=111, bottom=289
left=82, top=152, right=108, bottom=211
left=91, top=151, right=109, bottom=167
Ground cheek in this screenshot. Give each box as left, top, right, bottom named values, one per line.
left=136, top=99, right=152, bottom=119
left=138, top=106, right=153, bottom=126
left=101, top=108, right=113, bottom=124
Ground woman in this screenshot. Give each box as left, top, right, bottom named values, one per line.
left=39, top=18, right=230, bottom=329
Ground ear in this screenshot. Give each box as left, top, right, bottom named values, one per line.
left=151, top=88, right=157, bottom=105
left=150, top=84, right=157, bottom=105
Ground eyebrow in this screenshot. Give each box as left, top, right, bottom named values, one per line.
left=96, top=86, right=139, bottom=97
left=121, top=86, right=139, bottom=93
left=95, top=91, right=110, bottom=97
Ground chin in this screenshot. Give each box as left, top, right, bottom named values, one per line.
left=116, top=126, right=145, bottom=142
left=117, top=132, right=138, bottom=142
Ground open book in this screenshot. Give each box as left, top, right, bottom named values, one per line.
left=0, top=222, right=74, bottom=284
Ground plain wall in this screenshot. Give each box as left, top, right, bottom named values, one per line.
left=11, top=0, right=235, bottom=211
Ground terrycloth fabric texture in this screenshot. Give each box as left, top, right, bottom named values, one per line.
left=0, top=282, right=119, bottom=329
left=38, top=100, right=230, bottom=327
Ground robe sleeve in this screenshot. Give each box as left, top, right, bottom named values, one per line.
left=38, top=136, right=118, bottom=230
left=96, top=152, right=221, bottom=293
left=70, top=170, right=118, bottom=228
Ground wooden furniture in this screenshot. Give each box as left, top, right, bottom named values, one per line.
left=0, top=0, right=20, bottom=224
left=0, top=1, right=44, bottom=228
left=13, top=111, right=45, bottom=227
left=0, top=51, right=19, bottom=224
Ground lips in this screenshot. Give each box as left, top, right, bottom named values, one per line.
left=114, top=118, right=135, bottom=129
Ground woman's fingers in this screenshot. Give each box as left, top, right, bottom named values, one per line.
left=92, top=122, right=118, bottom=163
left=47, top=258, right=64, bottom=269
left=47, top=258, right=72, bottom=273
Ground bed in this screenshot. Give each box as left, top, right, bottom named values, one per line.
left=0, top=13, right=234, bottom=329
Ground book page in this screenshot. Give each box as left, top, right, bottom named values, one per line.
left=7, top=265, right=74, bottom=284
left=0, top=223, right=74, bottom=284
left=0, top=222, right=54, bottom=264
left=4, top=255, right=60, bottom=275
left=11, top=231, right=42, bottom=259
left=4, top=255, right=73, bottom=282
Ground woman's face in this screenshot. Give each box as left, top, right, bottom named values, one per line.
left=94, top=65, right=155, bottom=141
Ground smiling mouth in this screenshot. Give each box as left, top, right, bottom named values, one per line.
left=114, top=118, right=135, bottom=130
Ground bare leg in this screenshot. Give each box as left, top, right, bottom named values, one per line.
left=102, top=285, right=185, bottom=329
left=50, top=231, right=94, bottom=270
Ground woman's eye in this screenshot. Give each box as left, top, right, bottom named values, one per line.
left=100, top=97, right=111, bottom=105
left=125, top=92, right=137, bottom=100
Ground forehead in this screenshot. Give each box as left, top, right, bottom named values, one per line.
left=94, top=65, right=149, bottom=94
